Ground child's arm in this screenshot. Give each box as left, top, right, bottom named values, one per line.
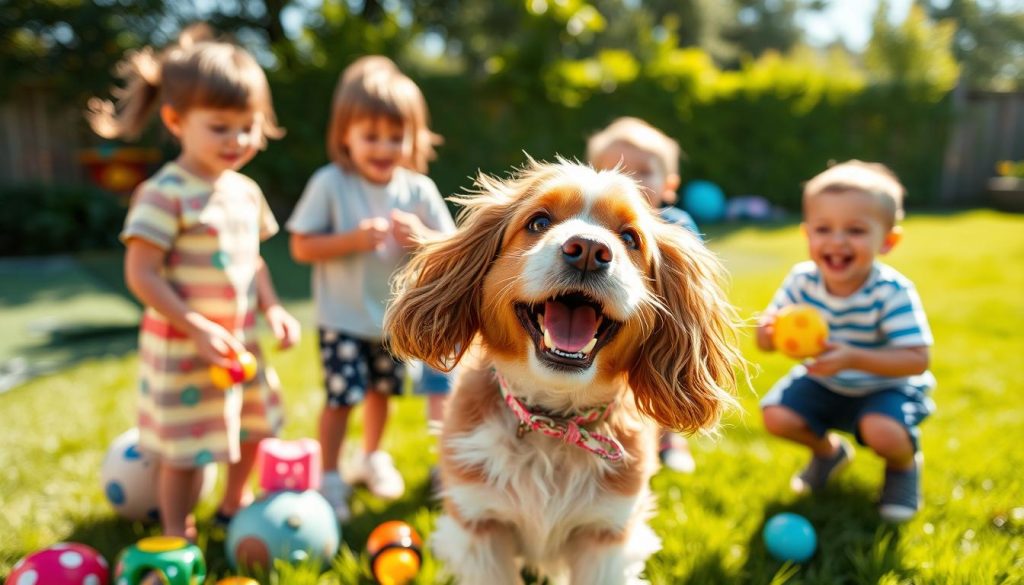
left=255, top=256, right=300, bottom=349
left=390, top=209, right=445, bottom=249
left=806, top=343, right=929, bottom=377
left=290, top=218, right=389, bottom=263
left=755, top=312, right=777, bottom=352
left=124, top=238, right=245, bottom=368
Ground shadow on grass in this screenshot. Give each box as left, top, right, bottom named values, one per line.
left=743, top=484, right=910, bottom=584
left=64, top=516, right=163, bottom=569
left=1, top=324, right=138, bottom=392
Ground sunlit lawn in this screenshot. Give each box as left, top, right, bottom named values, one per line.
left=1, top=210, right=1021, bottom=584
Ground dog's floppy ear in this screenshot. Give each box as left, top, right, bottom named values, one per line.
left=629, top=222, right=743, bottom=433
left=385, top=173, right=520, bottom=371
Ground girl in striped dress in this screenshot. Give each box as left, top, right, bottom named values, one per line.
left=88, top=25, right=300, bottom=539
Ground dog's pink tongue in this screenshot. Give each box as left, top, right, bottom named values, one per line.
left=544, top=300, right=598, bottom=353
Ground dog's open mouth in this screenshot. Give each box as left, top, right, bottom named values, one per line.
left=515, top=292, right=621, bottom=370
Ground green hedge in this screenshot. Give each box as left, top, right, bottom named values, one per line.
left=0, top=184, right=126, bottom=256
left=248, top=47, right=953, bottom=212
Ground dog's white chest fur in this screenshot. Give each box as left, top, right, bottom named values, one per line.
left=442, top=407, right=656, bottom=570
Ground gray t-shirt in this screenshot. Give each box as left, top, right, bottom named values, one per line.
left=286, top=164, right=455, bottom=339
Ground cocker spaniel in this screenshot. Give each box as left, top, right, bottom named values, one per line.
left=386, top=159, right=742, bottom=584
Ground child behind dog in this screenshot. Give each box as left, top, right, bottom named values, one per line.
left=587, top=116, right=701, bottom=473
left=287, top=56, right=455, bottom=521
left=757, top=160, right=935, bottom=522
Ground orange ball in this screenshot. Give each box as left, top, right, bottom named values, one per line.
left=216, top=579, right=259, bottom=585
left=374, top=549, right=420, bottom=585
left=367, top=521, right=422, bottom=585
left=209, top=351, right=258, bottom=389
left=772, top=304, right=829, bottom=359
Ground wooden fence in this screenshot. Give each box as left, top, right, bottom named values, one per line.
left=0, top=85, right=83, bottom=185
left=2, top=85, right=1022, bottom=206
left=940, top=88, right=1024, bottom=205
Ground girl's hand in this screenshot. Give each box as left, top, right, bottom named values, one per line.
left=187, top=316, right=246, bottom=369
left=756, top=312, right=777, bottom=352
left=264, top=304, right=301, bottom=349
left=390, top=209, right=427, bottom=249
left=356, top=217, right=390, bottom=251
left=805, top=341, right=857, bottom=376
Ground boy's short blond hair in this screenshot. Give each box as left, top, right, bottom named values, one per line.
left=803, top=160, right=906, bottom=226
left=586, top=117, right=680, bottom=176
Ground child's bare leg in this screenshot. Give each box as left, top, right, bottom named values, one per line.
left=762, top=405, right=838, bottom=456
left=158, top=464, right=200, bottom=539
left=764, top=405, right=854, bottom=493
left=218, top=441, right=259, bottom=515
left=362, top=390, right=389, bottom=454
left=858, top=414, right=914, bottom=470
left=320, top=405, right=353, bottom=473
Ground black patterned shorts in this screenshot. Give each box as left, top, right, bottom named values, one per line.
left=319, top=328, right=406, bottom=408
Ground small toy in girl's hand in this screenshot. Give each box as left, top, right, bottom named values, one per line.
left=209, top=351, right=258, bottom=389
left=7, top=542, right=109, bottom=585
left=367, top=521, right=423, bottom=585
left=772, top=304, right=829, bottom=359
left=763, top=512, right=817, bottom=563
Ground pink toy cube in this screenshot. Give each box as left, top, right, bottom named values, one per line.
left=8, top=542, right=109, bottom=585
left=257, top=438, right=322, bottom=492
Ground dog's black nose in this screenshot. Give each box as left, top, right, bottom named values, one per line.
left=561, top=235, right=612, bottom=273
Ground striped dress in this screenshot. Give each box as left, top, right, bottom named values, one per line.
left=120, top=162, right=283, bottom=468
left=766, top=260, right=936, bottom=397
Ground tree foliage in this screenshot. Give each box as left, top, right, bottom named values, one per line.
left=865, top=2, right=959, bottom=96
left=921, top=0, right=1024, bottom=91
left=1, top=0, right=972, bottom=211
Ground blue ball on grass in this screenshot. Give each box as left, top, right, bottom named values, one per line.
left=682, top=180, right=727, bottom=224
left=763, top=512, right=817, bottom=563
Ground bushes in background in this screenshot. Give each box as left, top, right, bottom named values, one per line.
left=251, top=44, right=953, bottom=211
left=0, top=184, right=125, bottom=256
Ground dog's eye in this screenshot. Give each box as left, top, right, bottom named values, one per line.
left=527, top=214, right=551, bottom=233
left=620, top=229, right=640, bottom=249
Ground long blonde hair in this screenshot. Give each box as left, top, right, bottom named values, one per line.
left=326, top=56, right=440, bottom=174
left=87, top=24, right=283, bottom=145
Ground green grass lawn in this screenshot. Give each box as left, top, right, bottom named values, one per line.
left=1, top=210, right=1022, bottom=584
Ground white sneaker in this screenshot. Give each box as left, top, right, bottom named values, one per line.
left=319, top=471, right=352, bottom=523
left=352, top=451, right=405, bottom=500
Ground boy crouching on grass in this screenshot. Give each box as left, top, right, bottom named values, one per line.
left=757, top=160, right=935, bottom=522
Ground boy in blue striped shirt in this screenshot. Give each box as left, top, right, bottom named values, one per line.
left=757, top=160, right=935, bottom=522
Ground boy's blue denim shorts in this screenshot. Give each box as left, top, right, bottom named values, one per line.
left=407, top=361, right=453, bottom=396
left=761, top=374, right=934, bottom=451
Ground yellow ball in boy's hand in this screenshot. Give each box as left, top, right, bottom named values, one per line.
left=772, top=304, right=829, bottom=359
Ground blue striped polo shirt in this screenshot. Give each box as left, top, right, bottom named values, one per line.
left=768, top=261, right=936, bottom=396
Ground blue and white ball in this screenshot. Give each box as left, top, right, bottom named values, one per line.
left=100, top=428, right=215, bottom=522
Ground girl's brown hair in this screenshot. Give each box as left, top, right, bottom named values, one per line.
left=87, top=24, right=283, bottom=145
left=326, top=56, right=440, bottom=174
